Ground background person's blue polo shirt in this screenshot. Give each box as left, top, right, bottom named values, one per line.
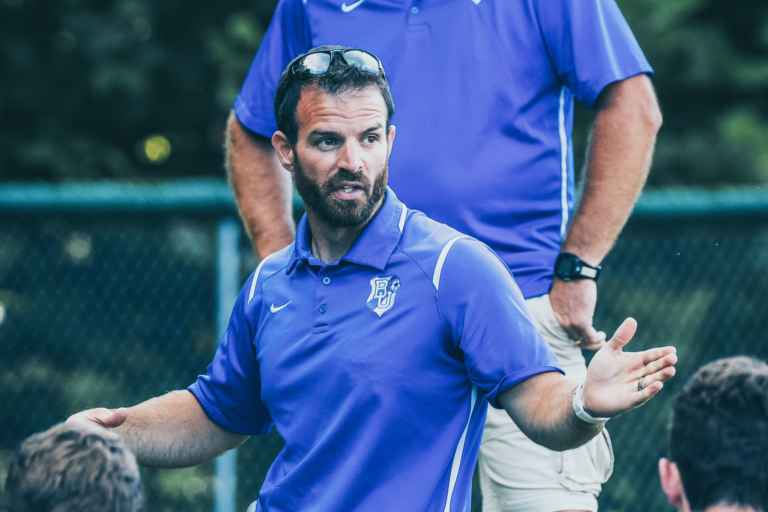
left=189, top=190, right=560, bottom=511
left=234, top=0, right=653, bottom=299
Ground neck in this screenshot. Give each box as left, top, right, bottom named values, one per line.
left=308, top=216, right=364, bottom=262
left=306, top=201, right=382, bottom=262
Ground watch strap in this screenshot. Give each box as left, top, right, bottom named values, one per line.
left=571, top=383, right=610, bottom=425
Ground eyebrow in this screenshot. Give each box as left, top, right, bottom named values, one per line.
left=308, top=130, right=340, bottom=139
left=362, top=123, right=384, bottom=134
left=308, top=123, right=384, bottom=139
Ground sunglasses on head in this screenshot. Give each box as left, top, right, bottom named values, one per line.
left=287, top=48, right=386, bottom=79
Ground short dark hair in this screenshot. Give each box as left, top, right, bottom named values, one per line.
left=668, top=356, right=768, bottom=510
left=5, top=423, right=144, bottom=512
left=274, top=45, right=395, bottom=144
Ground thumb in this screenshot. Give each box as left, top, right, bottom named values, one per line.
left=607, top=317, right=637, bottom=351
left=87, top=407, right=128, bottom=429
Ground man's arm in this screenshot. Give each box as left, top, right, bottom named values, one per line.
left=551, top=74, right=663, bottom=348
left=225, top=111, right=295, bottom=259
left=498, top=318, right=677, bottom=451
left=67, top=390, right=247, bottom=468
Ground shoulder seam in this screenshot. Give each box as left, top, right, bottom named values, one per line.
left=432, top=236, right=471, bottom=290
left=247, top=246, right=292, bottom=303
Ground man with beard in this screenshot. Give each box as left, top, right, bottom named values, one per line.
left=66, top=47, right=676, bottom=512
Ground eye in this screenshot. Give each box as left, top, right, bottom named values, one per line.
left=364, top=133, right=380, bottom=144
left=316, top=136, right=340, bottom=150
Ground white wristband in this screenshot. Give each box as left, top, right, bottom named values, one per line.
left=571, top=383, right=610, bottom=425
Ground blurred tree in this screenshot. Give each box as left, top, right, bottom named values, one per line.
left=0, top=0, right=273, bottom=181
left=1, top=0, right=767, bottom=187
left=620, top=0, right=768, bottom=186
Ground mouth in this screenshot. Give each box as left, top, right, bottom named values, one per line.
left=329, top=181, right=367, bottom=201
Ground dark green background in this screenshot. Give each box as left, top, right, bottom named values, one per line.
left=2, top=0, right=768, bottom=187
left=2, top=1, right=768, bottom=511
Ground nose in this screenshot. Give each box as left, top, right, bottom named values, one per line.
left=337, top=139, right=364, bottom=172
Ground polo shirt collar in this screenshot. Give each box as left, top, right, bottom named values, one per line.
left=287, top=187, right=405, bottom=273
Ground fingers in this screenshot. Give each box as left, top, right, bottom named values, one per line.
left=635, top=379, right=665, bottom=405
left=628, top=350, right=678, bottom=381
left=641, top=346, right=677, bottom=366
left=643, top=355, right=678, bottom=385
left=90, top=407, right=128, bottom=428
left=66, top=407, right=127, bottom=431
left=607, top=317, right=638, bottom=351
left=579, top=330, right=607, bottom=351
left=560, top=319, right=604, bottom=348
left=633, top=355, right=678, bottom=406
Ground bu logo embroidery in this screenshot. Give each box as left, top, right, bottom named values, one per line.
left=367, top=275, right=401, bottom=317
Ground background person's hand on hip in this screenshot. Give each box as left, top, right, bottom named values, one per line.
left=550, top=278, right=605, bottom=350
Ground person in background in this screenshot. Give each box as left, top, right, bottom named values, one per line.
left=226, top=2, right=662, bottom=509
left=659, top=356, right=768, bottom=512
left=5, top=422, right=144, bottom=512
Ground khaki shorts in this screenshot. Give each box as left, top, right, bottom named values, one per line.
left=478, top=294, right=614, bottom=512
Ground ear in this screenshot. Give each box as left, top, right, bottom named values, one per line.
left=658, top=458, right=686, bottom=510
left=271, top=131, right=295, bottom=173
left=386, top=124, right=396, bottom=158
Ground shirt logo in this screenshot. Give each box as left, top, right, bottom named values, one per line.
left=270, top=300, right=292, bottom=314
left=366, top=276, right=400, bottom=317
left=341, top=0, right=364, bottom=13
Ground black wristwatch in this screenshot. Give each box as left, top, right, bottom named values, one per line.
left=554, top=252, right=602, bottom=282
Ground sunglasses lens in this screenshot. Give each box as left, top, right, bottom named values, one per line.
left=301, top=52, right=332, bottom=75
left=343, top=50, right=381, bottom=74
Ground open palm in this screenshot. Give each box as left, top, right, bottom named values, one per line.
left=583, top=318, right=677, bottom=418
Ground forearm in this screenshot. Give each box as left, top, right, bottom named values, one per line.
left=115, top=390, right=247, bottom=468
left=225, top=111, right=295, bottom=259
left=499, top=373, right=601, bottom=451
left=564, top=75, right=662, bottom=264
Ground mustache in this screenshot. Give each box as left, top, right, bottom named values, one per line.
left=323, top=169, right=370, bottom=192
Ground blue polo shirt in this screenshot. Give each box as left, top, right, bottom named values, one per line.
left=234, top=0, right=653, bottom=298
left=189, top=190, right=559, bottom=511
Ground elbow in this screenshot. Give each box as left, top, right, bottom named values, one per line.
left=224, top=112, right=239, bottom=178
left=620, top=93, right=663, bottom=139
left=641, top=99, right=663, bottom=136
left=536, top=437, right=577, bottom=452
left=600, top=76, right=663, bottom=137
left=519, top=429, right=578, bottom=452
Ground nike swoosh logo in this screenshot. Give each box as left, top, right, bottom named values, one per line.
left=341, top=0, right=364, bottom=13
left=270, top=301, right=292, bottom=314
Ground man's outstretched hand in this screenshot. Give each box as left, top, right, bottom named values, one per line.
left=583, top=318, right=677, bottom=418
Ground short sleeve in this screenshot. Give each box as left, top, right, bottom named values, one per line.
left=233, top=0, right=313, bottom=136
left=436, top=239, right=562, bottom=408
left=533, top=0, right=653, bottom=106
left=188, top=274, right=272, bottom=435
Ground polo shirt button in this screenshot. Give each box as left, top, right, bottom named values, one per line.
left=410, top=6, right=419, bottom=14
left=321, top=276, right=331, bottom=285
left=319, top=304, right=327, bottom=314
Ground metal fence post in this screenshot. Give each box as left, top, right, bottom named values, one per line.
left=215, top=217, right=240, bottom=512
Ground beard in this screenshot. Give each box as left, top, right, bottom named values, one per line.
left=292, top=156, right=388, bottom=228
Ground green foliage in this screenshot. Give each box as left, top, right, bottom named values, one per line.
left=617, top=0, right=768, bottom=186
left=0, top=0, right=273, bottom=181
left=2, top=0, right=768, bottom=186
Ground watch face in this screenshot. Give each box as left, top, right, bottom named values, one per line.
left=556, top=254, right=582, bottom=280
left=556, top=255, right=575, bottom=278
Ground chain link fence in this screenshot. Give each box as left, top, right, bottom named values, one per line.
left=1, top=182, right=767, bottom=511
